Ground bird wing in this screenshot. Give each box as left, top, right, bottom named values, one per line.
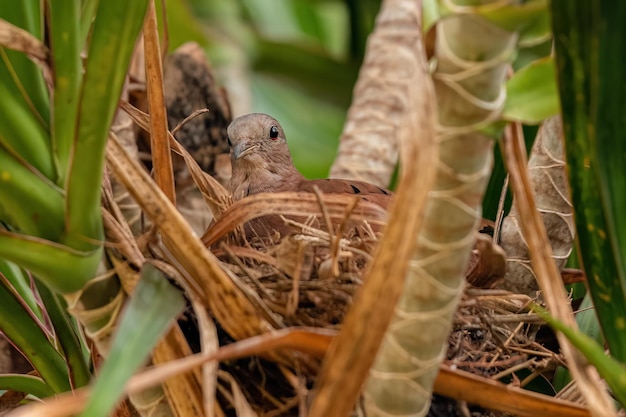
left=296, top=178, right=393, bottom=209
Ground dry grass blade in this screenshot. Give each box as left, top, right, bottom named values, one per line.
left=105, top=133, right=272, bottom=340
left=151, top=326, right=204, bottom=417
left=158, top=0, right=169, bottom=58
left=171, top=108, right=210, bottom=136
left=201, top=192, right=388, bottom=246
left=4, top=389, right=88, bottom=417
left=120, top=100, right=231, bottom=218
left=4, top=328, right=336, bottom=417
left=142, top=0, right=175, bottom=203
left=435, top=365, right=591, bottom=417
left=130, top=328, right=337, bottom=391
left=0, top=18, right=48, bottom=61
left=502, top=122, right=615, bottom=416
left=107, top=153, right=209, bottom=417
left=0, top=18, right=52, bottom=87
left=192, top=297, right=220, bottom=417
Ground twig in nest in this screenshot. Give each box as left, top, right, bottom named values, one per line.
left=286, top=240, right=307, bottom=317
left=331, top=196, right=361, bottom=279
left=171, top=108, right=211, bottom=136
left=494, top=174, right=509, bottom=245
left=213, top=246, right=278, bottom=267
left=278, top=365, right=309, bottom=417
left=219, top=263, right=284, bottom=329
left=490, top=358, right=540, bottom=381
left=277, top=217, right=374, bottom=261
left=220, top=242, right=274, bottom=302
left=279, top=217, right=331, bottom=242
left=312, top=186, right=339, bottom=277
left=507, top=346, right=559, bottom=359
left=216, top=371, right=257, bottom=415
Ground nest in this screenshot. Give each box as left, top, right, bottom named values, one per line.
left=200, top=214, right=378, bottom=415
left=202, top=210, right=560, bottom=416
left=215, top=219, right=379, bottom=328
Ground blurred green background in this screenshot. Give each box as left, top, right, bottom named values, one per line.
left=163, top=0, right=555, bottom=220
left=164, top=0, right=382, bottom=179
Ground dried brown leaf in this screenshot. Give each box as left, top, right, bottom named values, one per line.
left=106, top=133, right=271, bottom=341
left=142, top=2, right=176, bottom=203
left=500, top=116, right=575, bottom=295
left=466, top=232, right=507, bottom=288
left=120, top=100, right=232, bottom=219
left=435, top=365, right=590, bottom=417
left=151, top=326, right=204, bottom=417
left=0, top=18, right=48, bottom=61
left=503, top=122, right=615, bottom=416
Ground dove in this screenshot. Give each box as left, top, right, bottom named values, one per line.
left=227, top=113, right=392, bottom=207
left=225, top=113, right=392, bottom=239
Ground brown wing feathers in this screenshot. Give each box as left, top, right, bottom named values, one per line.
left=227, top=113, right=393, bottom=208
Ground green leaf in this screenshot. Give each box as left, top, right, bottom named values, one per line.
left=0, top=148, right=64, bottom=240
left=536, top=306, right=626, bottom=407
left=291, top=1, right=329, bottom=47
left=0, top=374, right=55, bottom=399
left=0, top=0, right=50, bottom=128
left=553, top=294, right=604, bottom=391
left=344, top=0, right=379, bottom=59
left=503, top=56, right=559, bottom=124
left=312, top=1, right=350, bottom=59
left=0, top=273, right=70, bottom=393
left=161, top=0, right=208, bottom=51
left=0, top=79, right=54, bottom=181
left=423, top=0, right=440, bottom=33
left=513, top=39, right=552, bottom=71
left=80, top=0, right=99, bottom=43
left=49, top=0, right=83, bottom=185
left=437, top=0, right=548, bottom=33
left=576, top=293, right=604, bottom=346
left=254, top=40, right=358, bottom=108
left=552, top=0, right=626, bottom=363
left=485, top=0, right=548, bottom=36
left=36, top=281, right=91, bottom=388
left=80, top=263, right=185, bottom=417
left=64, top=0, right=150, bottom=250
left=0, top=260, right=42, bottom=321
left=0, top=230, right=101, bottom=293
left=518, top=7, right=551, bottom=47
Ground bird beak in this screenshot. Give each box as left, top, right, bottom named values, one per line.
left=233, top=142, right=258, bottom=160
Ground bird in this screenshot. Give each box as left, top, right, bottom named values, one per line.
left=227, top=113, right=393, bottom=204
left=226, top=113, right=393, bottom=238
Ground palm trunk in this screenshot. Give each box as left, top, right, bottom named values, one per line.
left=328, top=0, right=411, bottom=187
left=364, top=4, right=518, bottom=415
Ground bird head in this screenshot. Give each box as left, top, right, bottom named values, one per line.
left=227, top=113, right=292, bottom=169
left=226, top=113, right=304, bottom=198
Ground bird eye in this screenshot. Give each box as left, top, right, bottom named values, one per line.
left=269, top=125, right=279, bottom=140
